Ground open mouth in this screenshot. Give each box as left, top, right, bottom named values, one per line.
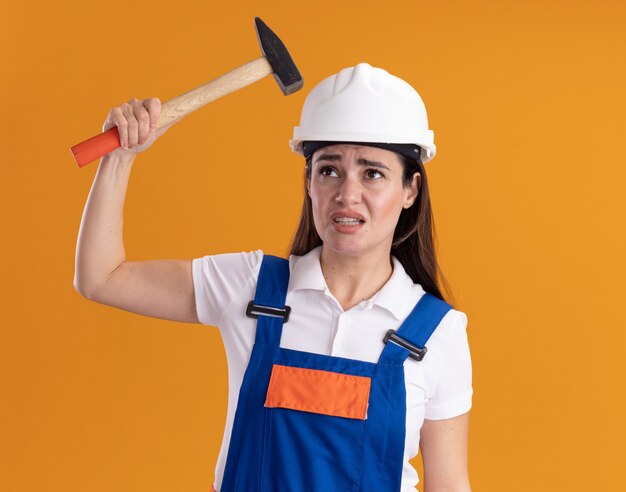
left=333, top=218, right=364, bottom=225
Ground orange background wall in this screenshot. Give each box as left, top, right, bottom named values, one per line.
left=2, top=0, right=625, bottom=490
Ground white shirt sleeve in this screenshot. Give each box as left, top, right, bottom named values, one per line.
left=424, top=309, right=473, bottom=420
left=191, top=250, right=264, bottom=326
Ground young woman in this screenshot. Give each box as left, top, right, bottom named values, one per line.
left=74, top=62, right=473, bottom=492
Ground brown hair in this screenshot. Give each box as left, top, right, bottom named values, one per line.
left=288, top=152, right=457, bottom=306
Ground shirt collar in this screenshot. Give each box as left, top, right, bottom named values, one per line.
left=288, top=245, right=418, bottom=320
left=368, top=256, right=418, bottom=320
left=288, top=245, right=327, bottom=292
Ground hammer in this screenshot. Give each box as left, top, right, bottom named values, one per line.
left=70, top=17, right=303, bottom=167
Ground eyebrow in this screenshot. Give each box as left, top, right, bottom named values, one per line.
left=314, top=153, right=391, bottom=171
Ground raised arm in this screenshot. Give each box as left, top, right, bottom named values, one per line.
left=73, top=98, right=198, bottom=323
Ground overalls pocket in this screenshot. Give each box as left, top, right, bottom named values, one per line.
left=260, top=364, right=372, bottom=491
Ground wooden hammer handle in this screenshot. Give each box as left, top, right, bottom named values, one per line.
left=71, top=57, right=273, bottom=167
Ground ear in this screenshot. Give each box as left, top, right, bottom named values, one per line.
left=403, top=172, right=421, bottom=209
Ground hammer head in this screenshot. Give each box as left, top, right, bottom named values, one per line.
left=255, top=17, right=304, bottom=96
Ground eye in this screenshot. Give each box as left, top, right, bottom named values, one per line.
left=366, top=168, right=384, bottom=179
left=319, top=166, right=338, bottom=177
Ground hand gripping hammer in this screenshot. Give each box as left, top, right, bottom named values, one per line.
left=70, top=17, right=303, bottom=167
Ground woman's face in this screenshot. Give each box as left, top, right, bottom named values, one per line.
left=307, top=144, right=419, bottom=259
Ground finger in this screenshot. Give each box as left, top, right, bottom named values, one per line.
left=145, top=97, right=161, bottom=131
left=133, top=100, right=151, bottom=144
left=122, top=102, right=139, bottom=147
left=111, top=106, right=128, bottom=149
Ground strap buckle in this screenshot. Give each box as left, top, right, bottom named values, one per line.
left=246, top=300, right=291, bottom=323
left=383, top=329, right=427, bottom=361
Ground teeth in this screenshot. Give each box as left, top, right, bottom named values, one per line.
left=334, top=218, right=362, bottom=224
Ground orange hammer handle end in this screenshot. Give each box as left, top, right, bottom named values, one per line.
left=71, top=127, right=121, bottom=167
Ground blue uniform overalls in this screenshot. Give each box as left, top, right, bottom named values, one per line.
left=217, top=255, right=452, bottom=492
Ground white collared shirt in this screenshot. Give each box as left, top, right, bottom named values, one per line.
left=192, top=245, right=472, bottom=491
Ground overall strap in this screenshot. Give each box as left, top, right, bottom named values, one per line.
left=378, top=292, right=453, bottom=365
left=246, top=254, right=291, bottom=348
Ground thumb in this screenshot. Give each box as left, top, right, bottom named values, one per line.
left=154, top=120, right=176, bottom=138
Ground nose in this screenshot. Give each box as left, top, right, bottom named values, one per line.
left=335, top=173, right=362, bottom=205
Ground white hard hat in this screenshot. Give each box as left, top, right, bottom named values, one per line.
left=289, top=62, right=436, bottom=163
